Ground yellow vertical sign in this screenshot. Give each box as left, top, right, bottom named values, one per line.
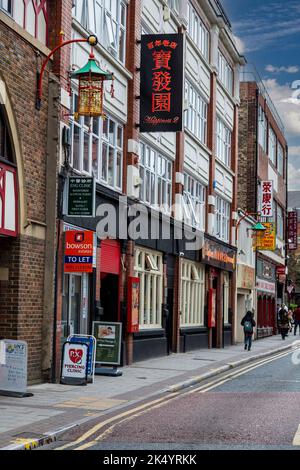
left=253, top=223, right=276, bottom=251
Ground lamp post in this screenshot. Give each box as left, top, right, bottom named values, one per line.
left=36, top=34, right=114, bottom=114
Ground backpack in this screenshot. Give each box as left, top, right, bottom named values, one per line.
left=244, top=320, right=253, bottom=333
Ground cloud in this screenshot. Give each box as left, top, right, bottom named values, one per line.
left=265, top=65, right=299, bottom=74
left=263, top=79, right=300, bottom=136
left=233, top=35, right=245, bottom=55
left=288, top=162, right=300, bottom=191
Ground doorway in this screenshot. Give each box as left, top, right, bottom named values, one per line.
left=100, top=273, right=119, bottom=322
left=62, top=273, right=89, bottom=345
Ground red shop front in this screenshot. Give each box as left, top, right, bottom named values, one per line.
left=256, top=278, right=276, bottom=338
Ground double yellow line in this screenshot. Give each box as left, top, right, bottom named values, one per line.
left=56, top=348, right=295, bottom=451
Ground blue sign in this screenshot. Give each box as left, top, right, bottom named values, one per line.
left=64, top=256, right=93, bottom=264
left=67, top=335, right=95, bottom=378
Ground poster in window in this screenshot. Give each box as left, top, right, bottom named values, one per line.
left=127, top=277, right=140, bottom=333
left=140, top=33, right=184, bottom=133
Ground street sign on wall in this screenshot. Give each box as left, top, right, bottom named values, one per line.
left=67, top=177, right=95, bottom=217
left=254, top=222, right=276, bottom=251
left=288, top=211, right=298, bottom=250
left=140, top=33, right=184, bottom=133
left=260, top=181, right=273, bottom=218
left=64, top=230, right=94, bottom=273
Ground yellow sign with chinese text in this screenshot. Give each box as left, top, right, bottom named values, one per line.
left=253, top=223, right=276, bottom=251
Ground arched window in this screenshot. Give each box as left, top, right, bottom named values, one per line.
left=0, top=108, right=13, bottom=162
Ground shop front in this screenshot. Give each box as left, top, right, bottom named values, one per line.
left=201, top=236, right=236, bottom=348
left=236, top=264, right=255, bottom=342
left=256, top=278, right=276, bottom=338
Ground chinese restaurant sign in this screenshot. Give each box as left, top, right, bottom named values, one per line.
left=64, top=230, right=94, bottom=273
left=202, top=238, right=236, bottom=272
left=140, top=33, right=184, bottom=133
left=254, top=222, right=276, bottom=251
left=288, top=211, right=298, bottom=250
left=260, top=181, right=273, bottom=218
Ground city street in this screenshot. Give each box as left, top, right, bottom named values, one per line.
left=41, top=349, right=300, bottom=451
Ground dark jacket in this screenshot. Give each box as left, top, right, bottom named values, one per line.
left=278, top=309, right=290, bottom=329
left=294, top=308, right=300, bottom=322
left=241, top=314, right=256, bottom=335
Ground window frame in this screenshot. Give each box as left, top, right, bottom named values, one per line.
left=180, top=260, right=205, bottom=327
left=183, top=173, right=206, bottom=231
left=134, top=248, right=163, bottom=330
left=0, top=0, right=13, bottom=15
left=187, top=1, right=210, bottom=60
left=258, top=106, right=267, bottom=152
left=216, top=117, right=232, bottom=167
left=215, top=196, right=230, bottom=243
left=268, top=126, right=277, bottom=166
left=277, top=143, right=284, bottom=177
left=185, top=80, right=208, bottom=145
left=276, top=203, right=284, bottom=240
left=139, top=141, right=172, bottom=214
left=218, top=50, right=233, bottom=94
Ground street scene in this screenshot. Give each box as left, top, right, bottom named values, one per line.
left=1, top=0, right=300, bottom=459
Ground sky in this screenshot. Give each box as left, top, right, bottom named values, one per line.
left=222, top=0, right=300, bottom=191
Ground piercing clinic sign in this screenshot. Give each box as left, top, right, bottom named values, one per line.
left=140, top=33, right=184, bottom=133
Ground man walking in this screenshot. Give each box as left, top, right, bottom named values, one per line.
left=294, top=305, right=300, bottom=335
left=241, top=311, right=256, bottom=351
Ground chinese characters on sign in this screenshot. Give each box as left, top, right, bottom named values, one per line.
left=254, top=222, right=276, bottom=251
left=140, top=34, right=184, bottom=133
left=260, top=181, right=273, bottom=217
left=288, top=211, right=298, bottom=250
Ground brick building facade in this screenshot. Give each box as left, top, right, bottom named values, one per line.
left=238, top=75, right=288, bottom=337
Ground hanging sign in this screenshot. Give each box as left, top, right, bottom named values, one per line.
left=67, top=335, right=96, bottom=382
left=60, top=341, right=89, bottom=385
left=140, top=33, right=184, bottom=133
left=64, top=230, right=94, bottom=273
left=92, top=322, right=122, bottom=366
left=127, top=277, right=140, bottom=333
left=288, top=211, right=298, bottom=250
left=254, top=222, right=276, bottom=251
left=208, top=289, right=216, bottom=328
left=260, top=181, right=273, bottom=217
left=67, top=177, right=95, bottom=217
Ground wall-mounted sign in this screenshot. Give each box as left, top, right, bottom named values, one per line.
left=67, top=177, right=95, bottom=217
left=277, top=266, right=286, bottom=284
left=208, top=289, right=216, bottom=328
left=288, top=211, right=298, bottom=250
left=256, top=278, right=276, bottom=295
left=64, top=230, right=94, bottom=273
left=237, top=265, right=255, bottom=290
left=60, top=341, right=89, bottom=385
left=127, top=277, right=140, bottom=333
left=92, top=322, right=122, bottom=366
left=0, top=163, right=18, bottom=237
left=254, top=222, right=276, bottom=251
left=0, top=340, right=32, bottom=397
left=260, top=181, right=273, bottom=218
left=202, top=238, right=236, bottom=272
left=140, top=33, right=184, bottom=133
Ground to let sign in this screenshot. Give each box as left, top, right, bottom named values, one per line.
left=288, top=211, right=298, bottom=250
left=140, top=33, right=184, bottom=133
left=261, top=181, right=273, bottom=217
left=67, top=177, right=95, bottom=217
left=64, top=230, right=94, bottom=273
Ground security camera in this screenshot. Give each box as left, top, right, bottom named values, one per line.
left=179, top=252, right=185, bottom=257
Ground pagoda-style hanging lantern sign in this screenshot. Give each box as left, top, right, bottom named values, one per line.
left=71, top=52, right=114, bottom=118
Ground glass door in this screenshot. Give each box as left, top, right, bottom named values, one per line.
left=61, top=273, right=89, bottom=345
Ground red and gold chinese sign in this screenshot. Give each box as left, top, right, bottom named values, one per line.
left=288, top=211, right=298, bottom=250
left=140, top=34, right=184, bottom=133
left=260, top=181, right=273, bottom=217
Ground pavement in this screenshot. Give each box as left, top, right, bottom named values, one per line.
left=0, top=334, right=299, bottom=451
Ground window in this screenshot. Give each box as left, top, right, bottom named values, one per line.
left=223, top=273, right=230, bottom=324
left=215, top=196, right=230, bottom=243
left=180, top=261, right=205, bottom=327
left=278, top=143, right=284, bottom=176
left=218, top=50, right=233, bottom=94
left=70, top=94, right=123, bottom=190
left=258, top=106, right=267, bottom=152
left=268, top=126, right=277, bottom=165
left=185, top=81, right=208, bottom=145
left=0, top=0, right=12, bottom=14
left=13, top=0, right=48, bottom=45
left=139, top=142, right=172, bottom=213
left=134, top=248, right=163, bottom=329
left=73, top=0, right=127, bottom=63
left=183, top=174, right=206, bottom=231
left=277, top=204, right=284, bottom=240
left=0, top=110, right=13, bottom=162
left=187, top=2, right=209, bottom=60
left=216, top=118, right=232, bottom=167
left=167, top=0, right=180, bottom=14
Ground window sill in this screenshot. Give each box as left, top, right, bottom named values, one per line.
left=184, top=128, right=212, bottom=156
left=215, top=157, right=235, bottom=178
